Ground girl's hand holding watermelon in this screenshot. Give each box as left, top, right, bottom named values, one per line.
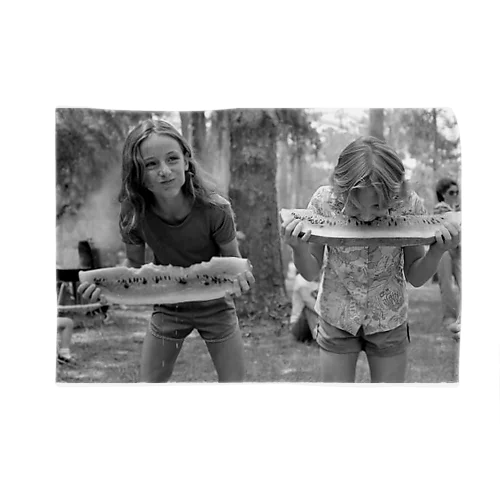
left=281, top=216, right=312, bottom=249
left=227, top=269, right=256, bottom=298
left=431, top=219, right=461, bottom=253
left=77, top=281, right=104, bottom=304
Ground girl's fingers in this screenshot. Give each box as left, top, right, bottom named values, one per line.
left=92, top=288, right=103, bottom=302
left=280, top=217, right=313, bottom=247
left=443, top=221, right=460, bottom=237
left=441, top=227, right=452, bottom=243
left=436, top=228, right=451, bottom=247
left=300, top=229, right=312, bottom=242
left=232, top=279, right=242, bottom=297
left=80, top=283, right=101, bottom=303
left=239, top=275, right=250, bottom=293
left=280, top=216, right=295, bottom=231
left=245, top=270, right=256, bottom=285
left=291, top=221, right=304, bottom=238
left=434, top=225, right=460, bottom=250
left=282, top=218, right=301, bottom=238
left=80, top=283, right=95, bottom=300
left=77, top=282, right=90, bottom=295
left=227, top=272, right=254, bottom=299
left=446, top=222, right=461, bottom=247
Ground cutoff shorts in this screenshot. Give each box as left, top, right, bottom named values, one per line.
left=148, top=296, right=239, bottom=344
left=316, top=318, right=410, bottom=357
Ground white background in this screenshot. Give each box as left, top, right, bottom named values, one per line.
left=2, top=1, right=499, bottom=499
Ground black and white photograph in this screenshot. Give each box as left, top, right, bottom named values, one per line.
left=55, top=107, right=461, bottom=383
left=5, top=4, right=499, bottom=499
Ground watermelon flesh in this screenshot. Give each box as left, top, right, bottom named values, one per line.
left=280, top=208, right=461, bottom=247
left=78, top=257, right=251, bottom=305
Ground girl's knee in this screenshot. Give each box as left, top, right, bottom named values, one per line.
left=139, top=364, right=175, bottom=383
left=218, top=368, right=244, bottom=383
left=57, top=317, right=74, bottom=330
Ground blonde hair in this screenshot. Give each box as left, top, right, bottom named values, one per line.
left=330, top=136, right=407, bottom=209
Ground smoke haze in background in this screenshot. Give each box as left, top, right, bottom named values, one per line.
left=56, top=163, right=122, bottom=268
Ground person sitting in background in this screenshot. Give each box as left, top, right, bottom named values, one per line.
left=434, top=177, right=461, bottom=339
left=290, top=270, right=319, bottom=344
left=57, top=316, right=75, bottom=364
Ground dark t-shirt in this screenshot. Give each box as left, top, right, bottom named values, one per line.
left=120, top=197, right=236, bottom=267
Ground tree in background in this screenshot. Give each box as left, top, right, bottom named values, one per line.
left=385, top=108, right=460, bottom=211
left=191, top=111, right=208, bottom=167
left=206, top=109, right=231, bottom=196
left=56, top=107, right=461, bottom=273
left=315, top=109, right=367, bottom=167
left=369, top=108, right=385, bottom=140
left=56, top=108, right=161, bottom=219
left=386, top=108, right=459, bottom=168
left=56, top=108, right=175, bottom=265
left=276, top=108, right=322, bottom=209
left=229, top=109, right=286, bottom=316
left=179, top=111, right=192, bottom=143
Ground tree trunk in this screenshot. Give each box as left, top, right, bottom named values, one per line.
left=229, top=109, right=287, bottom=317
left=179, top=112, right=192, bottom=143
left=294, top=144, right=304, bottom=207
left=432, top=107, right=438, bottom=170
left=209, top=110, right=231, bottom=197
left=289, top=151, right=297, bottom=209
left=369, top=108, right=385, bottom=140
left=191, top=111, right=207, bottom=167
left=276, top=138, right=289, bottom=208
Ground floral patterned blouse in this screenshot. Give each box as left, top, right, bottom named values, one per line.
left=307, top=185, right=427, bottom=335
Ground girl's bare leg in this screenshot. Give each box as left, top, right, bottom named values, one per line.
left=205, top=331, right=245, bottom=382
left=367, top=351, right=408, bottom=383
left=319, top=349, right=359, bottom=382
left=57, top=317, right=74, bottom=354
left=437, top=252, right=459, bottom=325
left=139, top=330, right=186, bottom=382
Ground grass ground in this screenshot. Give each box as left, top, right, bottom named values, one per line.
left=56, top=282, right=459, bottom=383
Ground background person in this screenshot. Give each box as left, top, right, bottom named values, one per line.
left=434, top=177, right=461, bottom=337
left=57, top=316, right=75, bottom=364
left=290, top=271, right=319, bottom=344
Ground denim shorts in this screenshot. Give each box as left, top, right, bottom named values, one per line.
left=316, top=319, right=410, bottom=357
left=148, top=296, right=239, bottom=344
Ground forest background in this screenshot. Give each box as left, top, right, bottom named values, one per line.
left=56, top=107, right=460, bottom=314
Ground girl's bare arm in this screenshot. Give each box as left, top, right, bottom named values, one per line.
left=404, top=220, right=460, bottom=287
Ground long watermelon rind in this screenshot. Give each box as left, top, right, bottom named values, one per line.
left=280, top=208, right=461, bottom=247
left=78, top=256, right=251, bottom=305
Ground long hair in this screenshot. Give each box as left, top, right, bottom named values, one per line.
left=119, top=118, right=228, bottom=238
left=435, top=177, right=457, bottom=202
left=330, top=136, right=408, bottom=210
